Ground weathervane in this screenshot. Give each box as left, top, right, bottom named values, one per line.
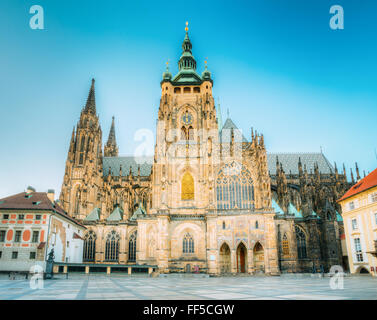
left=185, top=21, right=189, bottom=32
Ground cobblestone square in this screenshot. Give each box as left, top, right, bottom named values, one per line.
left=0, top=274, right=376, bottom=300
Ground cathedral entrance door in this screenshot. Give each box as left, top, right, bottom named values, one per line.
left=219, top=243, right=231, bottom=273
left=236, top=243, right=247, bottom=273
left=253, top=242, right=265, bottom=273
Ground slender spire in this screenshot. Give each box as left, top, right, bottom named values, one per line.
left=83, top=78, right=96, bottom=114
left=217, top=97, right=223, bottom=133
left=108, top=116, right=116, bottom=145
left=355, top=162, right=360, bottom=180
left=104, top=116, right=118, bottom=157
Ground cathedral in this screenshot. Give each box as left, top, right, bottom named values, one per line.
left=59, top=27, right=355, bottom=275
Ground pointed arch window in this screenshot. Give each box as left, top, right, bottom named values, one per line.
left=83, top=230, right=96, bottom=262
left=105, top=231, right=120, bottom=262
left=188, top=126, right=194, bottom=140
left=78, top=135, right=85, bottom=165
left=80, top=136, right=85, bottom=152
left=295, top=226, right=307, bottom=259
left=181, top=126, right=187, bottom=140
left=183, top=233, right=194, bottom=253
left=128, top=231, right=137, bottom=262
left=282, top=233, right=289, bottom=256
left=216, top=162, right=254, bottom=210
left=181, top=172, right=194, bottom=200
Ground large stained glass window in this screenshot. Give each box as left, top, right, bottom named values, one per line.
left=216, top=162, right=254, bottom=210
left=105, top=230, right=120, bottom=262
left=83, top=230, right=96, bottom=262
left=128, top=232, right=137, bottom=262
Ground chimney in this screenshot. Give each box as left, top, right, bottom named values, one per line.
left=47, top=189, right=55, bottom=203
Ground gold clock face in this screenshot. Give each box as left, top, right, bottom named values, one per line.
left=182, top=112, right=193, bottom=125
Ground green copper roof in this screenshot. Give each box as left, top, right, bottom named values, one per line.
left=167, top=29, right=211, bottom=85
left=272, top=198, right=285, bottom=215
left=84, top=208, right=100, bottom=221
left=311, top=210, right=321, bottom=220
left=288, top=203, right=303, bottom=218
left=336, top=211, right=343, bottom=222
left=107, top=206, right=123, bottom=221
left=130, top=203, right=146, bottom=221
left=172, top=69, right=203, bottom=84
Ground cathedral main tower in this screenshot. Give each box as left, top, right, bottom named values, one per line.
left=151, top=23, right=219, bottom=214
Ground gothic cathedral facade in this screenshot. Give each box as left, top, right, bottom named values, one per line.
left=59, top=29, right=353, bottom=275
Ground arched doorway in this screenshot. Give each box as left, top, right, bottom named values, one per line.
left=236, top=243, right=247, bottom=273
left=219, top=243, right=231, bottom=273
left=359, top=267, right=369, bottom=274
left=253, top=242, right=265, bottom=273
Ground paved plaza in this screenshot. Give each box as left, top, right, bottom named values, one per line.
left=0, top=273, right=376, bottom=300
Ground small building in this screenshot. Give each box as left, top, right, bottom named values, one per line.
left=338, top=168, right=377, bottom=276
left=0, top=187, right=86, bottom=273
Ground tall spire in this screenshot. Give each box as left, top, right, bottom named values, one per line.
left=104, top=116, right=118, bottom=157
left=217, top=97, right=223, bottom=133
left=84, top=78, right=96, bottom=115
left=355, top=162, right=360, bottom=180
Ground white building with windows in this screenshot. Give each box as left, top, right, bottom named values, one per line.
left=0, top=187, right=86, bottom=273
left=338, top=168, right=377, bottom=275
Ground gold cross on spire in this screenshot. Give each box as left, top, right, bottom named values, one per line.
left=185, top=21, right=189, bottom=32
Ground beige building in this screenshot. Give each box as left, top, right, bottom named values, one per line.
left=338, top=168, right=377, bottom=275
left=0, top=187, right=86, bottom=273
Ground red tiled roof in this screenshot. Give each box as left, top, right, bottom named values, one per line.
left=0, top=191, right=85, bottom=229
left=338, top=167, right=377, bottom=202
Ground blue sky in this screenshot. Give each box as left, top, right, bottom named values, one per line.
left=0, top=0, right=376, bottom=198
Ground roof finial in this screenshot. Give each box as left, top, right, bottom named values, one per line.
left=185, top=21, right=189, bottom=32
left=227, top=108, right=230, bottom=118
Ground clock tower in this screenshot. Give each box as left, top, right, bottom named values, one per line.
left=151, top=23, right=219, bottom=214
